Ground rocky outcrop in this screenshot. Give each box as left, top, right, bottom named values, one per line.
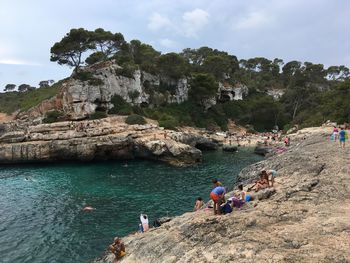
left=0, top=117, right=201, bottom=166
left=254, top=145, right=274, bottom=156
left=217, top=82, right=248, bottom=102
left=174, top=133, right=219, bottom=151
left=94, top=126, right=350, bottom=263
left=18, top=61, right=252, bottom=121
left=222, top=145, right=238, bottom=152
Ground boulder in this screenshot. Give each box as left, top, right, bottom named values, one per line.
left=222, top=145, right=238, bottom=152
left=176, top=133, right=218, bottom=151
left=254, top=146, right=273, bottom=156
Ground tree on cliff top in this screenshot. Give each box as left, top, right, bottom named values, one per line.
left=4, top=84, right=16, bottom=92
left=50, top=28, right=94, bottom=72
left=86, top=29, right=126, bottom=65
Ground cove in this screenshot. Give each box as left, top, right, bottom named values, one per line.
left=0, top=149, right=262, bottom=263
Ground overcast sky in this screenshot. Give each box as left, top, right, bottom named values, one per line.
left=0, top=0, right=349, bottom=91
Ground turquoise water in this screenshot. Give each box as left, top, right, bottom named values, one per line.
left=0, top=150, right=262, bottom=263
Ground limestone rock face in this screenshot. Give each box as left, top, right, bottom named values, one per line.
left=58, top=62, right=190, bottom=120
left=19, top=61, right=252, bottom=121
left=218, top=82, right=248, bottom=102
left=94, top=127, right=350, bottom=263
left=0, top=117, right=201, bottom=166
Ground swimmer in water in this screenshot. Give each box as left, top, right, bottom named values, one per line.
left=83, top=206, right=96, bottom=212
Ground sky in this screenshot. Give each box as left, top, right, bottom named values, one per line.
left=0, top=0, right=350, bottom=91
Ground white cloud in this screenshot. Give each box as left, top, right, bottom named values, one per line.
left=147, top=13, right=173, bottom=31
left=159, top=38, right=179, bottom=49
left=182, top=8, right=210, bottom=37
left=147, top=8, right=210, bottom=38
left=0, top=59, right=41, bottom=66
left=234, top=10, right=272, bottom=30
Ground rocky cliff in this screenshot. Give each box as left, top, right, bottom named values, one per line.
left=94, top=126, right=350, bottom=263
left=0, top=117, right=207, bottom=166
left=18, top=61, right=249, bottom=121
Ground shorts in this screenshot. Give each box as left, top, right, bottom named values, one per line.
left=210, top=192, right=219, bottom=202
left=271, top=170, right=278, bottom=177
left=340, top=138, right=345, bottom=142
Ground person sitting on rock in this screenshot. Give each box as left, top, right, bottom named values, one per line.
left=210, top=186, right=226, bottom=215
left=193, top=197, right=204, bottom=211
left=235, top=184, right=252, bottom=202
left=109, top=237, right=126, bottom=263
left=249, top=171, right=269, bottom=192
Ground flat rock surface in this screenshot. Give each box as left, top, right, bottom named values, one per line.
left=94, top=127, right=350, bottom=263
left=0, top=117, right=202, bottom=166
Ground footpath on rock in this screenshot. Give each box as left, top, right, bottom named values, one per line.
left=94, top=127, right=350, bottom=263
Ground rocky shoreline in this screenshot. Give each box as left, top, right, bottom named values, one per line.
left=0, top=117, right=210, bottom=166
left=93, top=126, right=350, bottom=263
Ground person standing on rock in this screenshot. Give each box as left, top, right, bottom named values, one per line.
left=140, top=214, right=149, bottom=232
left=333, top=126, right=339, bottom=142
left=284, top=136, right=290, bottom=146
left=210, top=186, right=226, bottom=215
left=339, top=127, right=347, bottom=148
left=266, top=169, right=278, bottom=187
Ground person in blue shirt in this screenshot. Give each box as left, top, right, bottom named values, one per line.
left=210, top=186, right=225, bottom=215
left=339, top=127, right=347, bottom=148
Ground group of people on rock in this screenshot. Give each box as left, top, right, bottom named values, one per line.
left=193, top=170, right=277, bottom=215
left=332, top=126, right=348, bottom=148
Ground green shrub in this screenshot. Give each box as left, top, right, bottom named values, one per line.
left=118, top=106, right=133, bottom=115
left=0, top=84, right=62, bottom=114
left=158, top=114, right=179, bottom=130
left=125, top=114, right=146, bottom=125
left=90, top=111, right=107, bottom=119
left=108, top=95, right=133, bottom=115
left=132, top=106, right=144, bottom=115
left=115, top=62, right=138, bottom=79
left=43, top=110, right=64, bottom=123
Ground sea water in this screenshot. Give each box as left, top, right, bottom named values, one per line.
left=0, top=150, right=262, bottom=263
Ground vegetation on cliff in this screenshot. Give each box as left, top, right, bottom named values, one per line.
left=1, top=27, right=350, bottom=131
left=0, top=82, right=62, bottom=114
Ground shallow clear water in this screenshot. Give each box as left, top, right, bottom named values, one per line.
left=0, top=149, right=262, bottom=263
